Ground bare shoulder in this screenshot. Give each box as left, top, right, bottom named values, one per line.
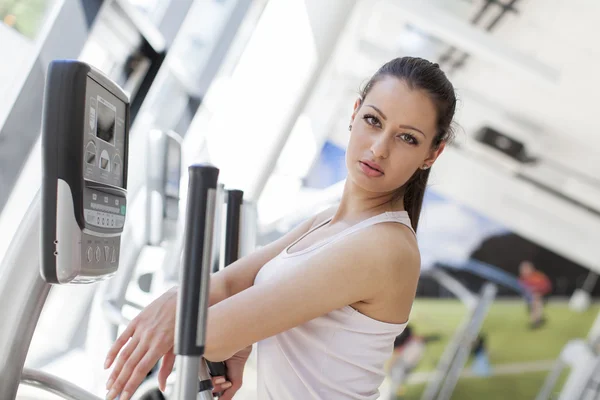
left=308, top=212, right=420, bottom=278
left=342, top=222, right=421, bottom=320
left=341, top=222, right=420, bottom=294
left=369, top=221, right=420, bottom=274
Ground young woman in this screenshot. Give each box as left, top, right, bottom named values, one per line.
left=104, top=56, right=457, bottom=400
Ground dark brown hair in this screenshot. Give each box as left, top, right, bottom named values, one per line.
left=359, top=57, right=457, bottom=231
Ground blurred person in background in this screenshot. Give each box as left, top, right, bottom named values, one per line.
left=519, top=260, right=552, bottom=329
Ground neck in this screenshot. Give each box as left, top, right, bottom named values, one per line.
left=331, top=179, right=405, bottom=224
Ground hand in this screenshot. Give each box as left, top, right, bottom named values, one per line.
left=215, top=345, right=253, bottom=400
left=104, top=288, right=178, bottom=400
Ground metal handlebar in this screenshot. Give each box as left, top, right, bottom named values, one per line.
left=20, top=368, right=102, bottom=400
left=173, top=164, right=219, bottom=399
left=206, top=189, right=244, bottom=395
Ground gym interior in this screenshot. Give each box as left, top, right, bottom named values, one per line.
left=0, top=0, right=599, bottom=399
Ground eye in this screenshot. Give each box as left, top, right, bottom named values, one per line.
left=362, top=114, right=381, bottom=128
left=398, top=133, right=419, bottom=146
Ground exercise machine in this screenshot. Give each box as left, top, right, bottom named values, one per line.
left=102, top=128, right=184, bottom=341
left=0, top=58, right=250, bottom=399
left=132, top=182, right=249, bottom=399
left=169, top=164, right=218, bottom=399
left=417, top=267, right=498, bottom=400
left=535, top=310, right=600, bottom=400
left=0, top=59, right=130, bottom=399
left=384, top=266, right=498, bottom=400
left=170, top=164, right=248, bottom=399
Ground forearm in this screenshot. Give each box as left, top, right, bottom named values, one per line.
left=167, top=270, right=232, bottom=310
left=209, top=271, right=232, bottom=307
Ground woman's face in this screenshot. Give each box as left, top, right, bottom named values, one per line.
left=346, top=76, right=444, bottom=197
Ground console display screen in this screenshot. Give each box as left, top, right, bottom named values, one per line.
left=84, top=77, right=126, bottom=188
left=96, top=97, right=116, bottom=145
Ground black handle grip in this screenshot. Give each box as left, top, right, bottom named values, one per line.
left=207, top=189, right=244, bottom=393
left=174, top=164, right=219, bottom=356
left=207, top=360, right=228, bottom=377
left=224, top=190, right=243, bottom=267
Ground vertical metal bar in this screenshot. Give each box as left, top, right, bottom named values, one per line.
left=420, top=268, right=479, bottom=400
left=211, top=184, right=225, bottom=273
left=146, top=129, right=167, bottom=246
left=173, top=164, right=219, bottom=399
left=421, top=268, right=479, bottom=400
left=437, top=283, right=497, bottom=400
left=419, top=315, right=471, bottom=400
left=535, top=360, right=567, bottom=400
left=583, top=271, right=599, bottom=293
left=239, top=200, right=257, bottom=258
left=198, top=360, right=216, bottom=400
left=206, top=189, right=244, bottom=394
left=429, top=268, right=478, bottom=309
left=224, top=190, right=243, bottom=266
left=0, top=193, right=51, bottom=399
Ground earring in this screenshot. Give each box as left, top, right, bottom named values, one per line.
left=421, top=164, right=430, bottom=170
left=348, top=124, right=352, bottom=131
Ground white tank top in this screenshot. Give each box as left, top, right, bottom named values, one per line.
left=253, top=211, right=414, bottom=399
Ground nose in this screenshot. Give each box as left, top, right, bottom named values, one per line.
left=370, top=135, right=389, bottom=159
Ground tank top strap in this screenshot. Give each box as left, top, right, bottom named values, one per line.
left=283, top=211, right=414, bottom=258
left=341, top=211, right=415, bottom=239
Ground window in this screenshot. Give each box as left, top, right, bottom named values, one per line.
left=0, top=0, right=57, bottom=40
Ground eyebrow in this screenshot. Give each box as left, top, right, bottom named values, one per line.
left=365, top=104, right=427, bottom=138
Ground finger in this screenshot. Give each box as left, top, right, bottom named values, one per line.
left=219, top=383, right=238, bottom=400
left=105, top=321, right=137, bottom=369
left=120, top=350, right=163, bottom=400
left=158, top=348, right=176, bottom=392
left=225, top=360, right=245, bottom=388
left=212, top=376, right=226, bottom=386
left=211, top=376, right=228, bottom=393
left=214, top=381, right=233, bottom=395
left=106, top=338, right=149, bottom=398
left=106, top=336, right=140, bottom=389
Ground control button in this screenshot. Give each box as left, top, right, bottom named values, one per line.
left=87, top=247, right=93, bottom=263
left=85, top=141, right=97, bottom=165
left=113, top=154, right=122, bottom=176
left=104, top=246, right=110, bottom=261
left=111, top=247, right=117, bottom=263
left=100, top=150, right=111, bottom=172
left=95, top=247, right=101, bottom=262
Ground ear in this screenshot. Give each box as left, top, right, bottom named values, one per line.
left=350, top=97, right=362, bottom=125
left=424, top=141, right=446, bottom=166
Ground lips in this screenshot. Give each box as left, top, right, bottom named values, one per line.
left=359, top=160, right=384, bottom=178
left=360, top=160, right=383, bottom=174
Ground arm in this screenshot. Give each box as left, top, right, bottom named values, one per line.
left=103, top=210, right=334, bottom=399
left=206, top=208, right=332, bottom=307
left=204, top=223, right=420, bottom=362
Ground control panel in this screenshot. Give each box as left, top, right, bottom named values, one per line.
left=41, top=60, right=130, bottom=284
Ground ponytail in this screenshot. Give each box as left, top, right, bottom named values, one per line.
left=393, top=168, right=430, bottom=232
